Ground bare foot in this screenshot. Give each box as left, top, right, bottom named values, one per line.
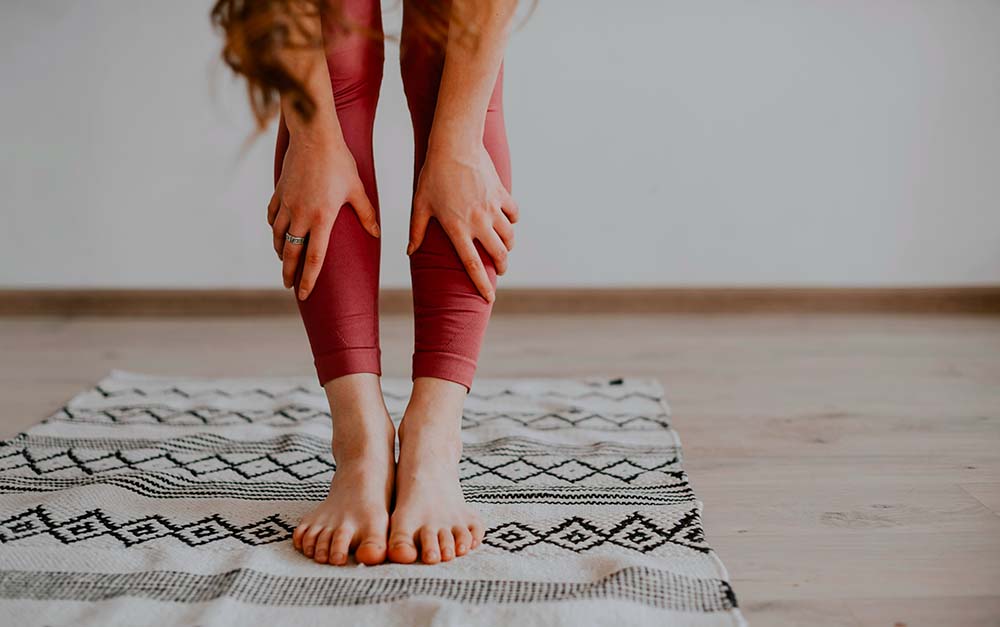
left=292, top=373, right=395, bottom=566
left=388, top=377, right=484, bottom=564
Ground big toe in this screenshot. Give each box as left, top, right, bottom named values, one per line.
left=355, top=528, right=388, bottom=565
left=387, top=529, right=418, bottom=564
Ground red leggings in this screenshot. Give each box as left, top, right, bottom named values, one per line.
left=273, top=0, right=511, bottom=392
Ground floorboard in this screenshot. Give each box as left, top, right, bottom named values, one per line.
left=1, top=313, right=998, bottom=625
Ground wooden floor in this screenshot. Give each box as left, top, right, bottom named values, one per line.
left=2, top=313, right=998, bottom=626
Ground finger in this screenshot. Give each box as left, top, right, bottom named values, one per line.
left=267, top=191, right=280, bottom=226
left=481, top=229, right=510, bottom=276
left=501, top=193, right=519, bottom=224
left=406, top=203, right=431, bottom=256
left=281, top=225, right=307, bottom=289
left=493, top=212, right=515, bottom=252
left=453, top=235, right=494, bottom=303
left=296, top=218, right=333, bottom=301
left=272, top=207, right=291, bottom=259
left=349, top=188, right=380, bottom=239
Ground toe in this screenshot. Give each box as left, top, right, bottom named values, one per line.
left=469, top=520, right=485, bottom=549
left=313, top=527, right=333, bottom=564
left=453, top=525, right=473, bottom=556
left=301, top=525, right=323, bottom=558
left=420, top=527, right=441, bottom=564
left=438, top=529, right=455, bottom=562
left=292, top=523, right=309, bottom=552
left=355, top=525, right=388, bottom=565
left=312, top=527, right=335, bottom=564
left=329, top=526, right=353, bottom=566
left=388, top=527, right=418, bottom=564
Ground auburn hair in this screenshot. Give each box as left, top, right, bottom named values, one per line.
left=211, top=0, right=531, bottom=131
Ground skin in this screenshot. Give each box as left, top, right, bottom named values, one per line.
left=265, top=13, right=380, bottom=301
left=408, top=0, right=520, bottom=303
left=292, top=373, right=395, bottom=566
left=273, top=0, right=518, bottom=566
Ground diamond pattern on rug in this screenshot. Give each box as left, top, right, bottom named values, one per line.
left=0, top=372, right=743, bottom=627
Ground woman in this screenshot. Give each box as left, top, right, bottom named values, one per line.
left=212, top=0, right=520, bottom=566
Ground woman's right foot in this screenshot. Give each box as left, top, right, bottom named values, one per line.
left=292, top=373, right=396, bottom=566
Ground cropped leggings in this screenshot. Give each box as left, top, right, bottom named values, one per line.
left=273, top=0, right=511, bottom=392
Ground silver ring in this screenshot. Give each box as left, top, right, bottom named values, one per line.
left=284, top=232, right=307, bottom=245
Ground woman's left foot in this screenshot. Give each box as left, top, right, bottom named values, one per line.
left=388, top=378, right=484, bottom=564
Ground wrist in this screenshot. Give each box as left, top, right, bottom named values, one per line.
left=287, top=116, right=346, bottom=151
left=281, top=86, right=343, bottom=146
left=427, top=124, right=483, bottom=160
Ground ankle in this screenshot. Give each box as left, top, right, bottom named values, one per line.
left=324, top=372, right=388, bottom=417
left=331, top=420, right=395, bottom=464
left=407, top=377, right=467, bottom=416
left=398, top=415, right=462, bottom=461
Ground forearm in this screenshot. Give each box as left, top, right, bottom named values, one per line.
left=427, top=0, right=517, bottom=154
left=277, top=6, right=342, bottom=145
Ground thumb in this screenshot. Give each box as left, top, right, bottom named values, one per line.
left=349, top=188, right=380, bottom=238
left=407, top=204, right=431, bottom=255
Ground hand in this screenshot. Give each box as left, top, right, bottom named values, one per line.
left=408, top=143, right=518, bottom=303
left=268, top=132, right=379, bottom=300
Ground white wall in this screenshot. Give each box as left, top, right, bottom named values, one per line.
left=2, top=0, right=999, bottom=288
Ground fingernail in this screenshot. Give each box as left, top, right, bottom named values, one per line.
left=298, top=289, right=308, bottom=300
left=406, top=243, right=414, bottom=255
left=372, top=223, right=381, bottom=237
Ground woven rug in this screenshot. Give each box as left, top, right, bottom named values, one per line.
left=0, top=371, right=744, bottom=626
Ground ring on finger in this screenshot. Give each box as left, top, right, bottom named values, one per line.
left=285, top=232, right=307, bottom=245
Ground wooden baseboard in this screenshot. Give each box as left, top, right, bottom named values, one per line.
left=1, top=287, right=999, bottom=316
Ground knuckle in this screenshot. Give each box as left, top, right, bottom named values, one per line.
left=464, top=257, right=481, bottom=271
left=305, top=252, right=324, bottom=267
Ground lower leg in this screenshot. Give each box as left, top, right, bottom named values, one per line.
left=387, top=2, right=512, bottom=563
left=276, top=0, right=385, bottom=387
left=292, top=373, right=395, bottom=565
left=279, top=0, right=393, bottom=565
left=388, top=377, right=483, bottom=564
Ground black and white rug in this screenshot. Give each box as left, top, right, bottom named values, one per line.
left=0, top=371, right=744, bottom=626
